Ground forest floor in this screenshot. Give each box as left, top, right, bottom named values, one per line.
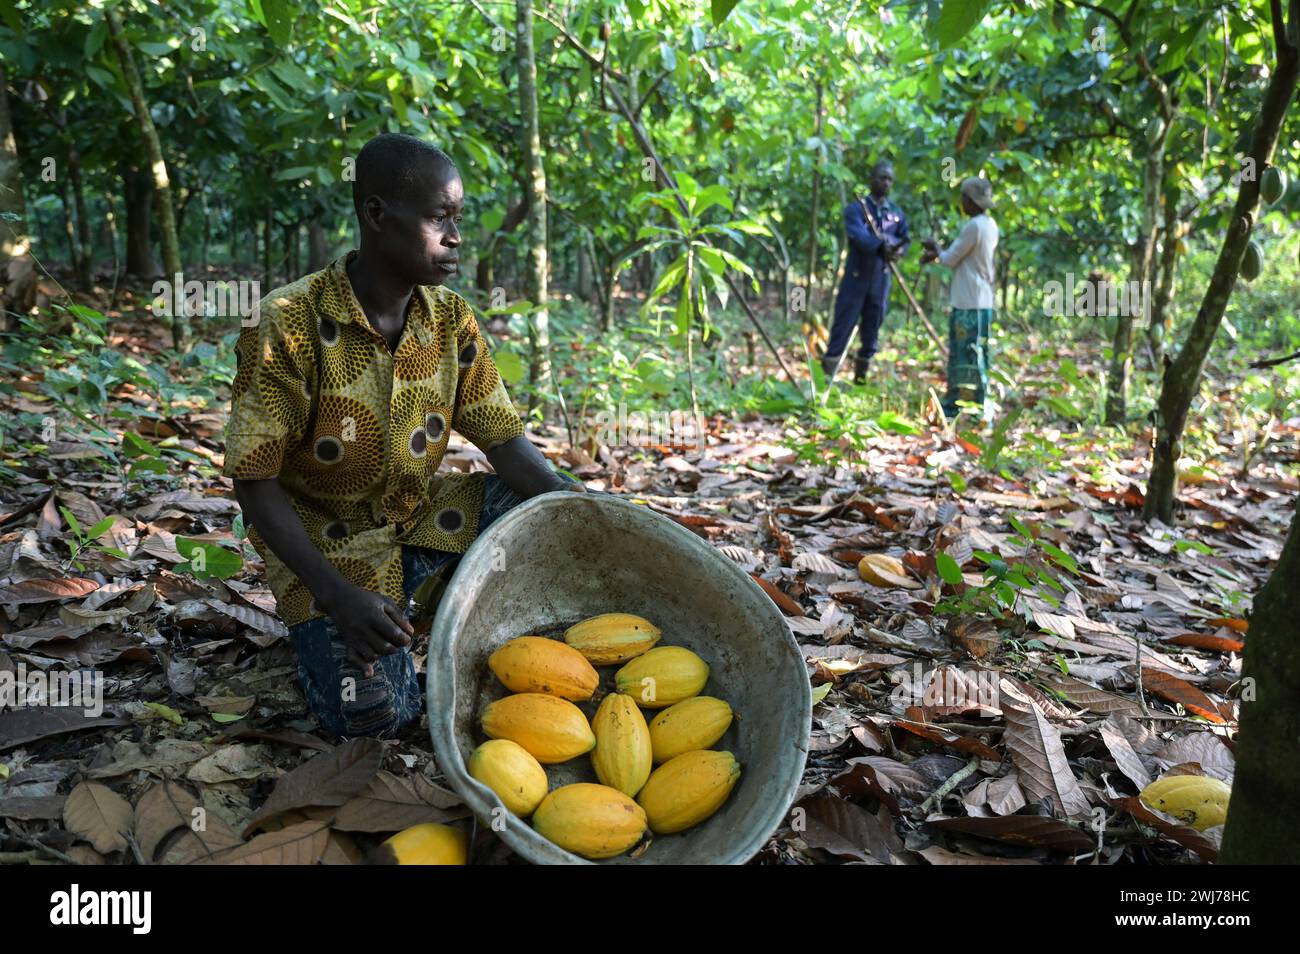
left=0, top=287, right=1294, bottom=865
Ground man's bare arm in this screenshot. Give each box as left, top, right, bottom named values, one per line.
left=232, top=477, right=412, bottom=676
left=484, top=435, right=585, bottom=499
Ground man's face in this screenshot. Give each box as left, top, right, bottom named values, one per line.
left=870, top=166, right=894, bottom=197
left=368, top=163, right=464, bottom=286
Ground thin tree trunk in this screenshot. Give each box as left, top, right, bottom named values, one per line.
left=229, top=208, right=239, bottom=267
left=1146, top=5, right=1299, bottom=522
left=1220, top=496, right=1300, bottom=862
left=66, top=136, right=93, bottom=288
left=283, top=221, right=296, bottom=279
left=517, top=0, right=549, bottom=417
left=200, top=190, right=210, bottom=272
left=58, top=175, right=78, bottom=271
left=1148, top=181, right=1180, bottom=366
left=602, top=263, right=617, bottom=331
left=107, top=5, right=187, bottom=345
left=0, top=62, right=36, bottom=327
left=1106, top=127, right=1167, bottom=424
left=262, top=200, right=272, bottom=287
left=308, top=221, right=327, bottom=271
left=122, top=165, right=157, bottom=277
left=806, top=80, right=823, bottom=314
left=105, top=192, right=121, bottom=308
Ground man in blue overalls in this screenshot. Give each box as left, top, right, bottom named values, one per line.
left=822, top=160, right=910, bottom=384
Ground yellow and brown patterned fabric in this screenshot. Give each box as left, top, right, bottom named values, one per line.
left=222, top=250, right=526, bottom=626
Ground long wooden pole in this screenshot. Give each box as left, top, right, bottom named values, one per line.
left=857, top=195, right=947, bottom=357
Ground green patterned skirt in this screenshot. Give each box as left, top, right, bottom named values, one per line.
left=943, top=307, right=993, bottom=416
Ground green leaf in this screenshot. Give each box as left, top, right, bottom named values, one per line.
left=1040, top=542, right=1079, bottom=573
left=1007, top=514, right=1033, bottom=541
left=175, top=538, right=243, bottom=580
left=479, top=205, right=506, bottom=233
left=494, top=350, right=527, bottom=386
left=674, top=287, right=692, bottom=337
left=211, top=712, right=246, bottom=724
left=85, top=516, right=116, bottom=541
left=0, top=0, right=23, bottom=34
left=260, top=0, right=296, bottom=46
left=647, top=255, right=687, bottom=300
left=810, top=681, right=832, bottom=704
left=936, top=552, right=964, bottom=585
left=128, top=458, right=169, bottom=477
left=710, top=0, right=741, bottom=27
left=696, top=246, right=727, bottom=276
left=122, top=430, right=159, bottom=458
left=85, top=65, right=117, bottom=89
left=143, top=702, right=183, bottom=726
left=936, top=0, right=992, bottom=48
left=947, top=471, right=967, bottom=494
left=59, top=505, right=82, bottom=538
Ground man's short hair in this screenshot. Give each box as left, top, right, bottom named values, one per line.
left=871, top=160, right=894, bottom=176
left=352, top=134, right=458, bottom=220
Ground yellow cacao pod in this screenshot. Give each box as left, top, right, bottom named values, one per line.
left=373, top=823, right=467, bottom=865
left=564, top=613, right=662, bottom=664
left=591, top=694, right=653, bottom=796
left=1139, top=775, right=1231, bottom=831
left=480, top=693, right=596, bottom=763
left=637, top=750, right=741, bottom=835
left=532, top=783, right=648, bottom=859
left=467, top=739, right=549, bottom=816
left=488, top=636, right=599, bottom=701
left=649, top=696, right=734, bottom=763
left=858, top=553, right=920, bottom=589
left=615, top=646, right=709, bottom=709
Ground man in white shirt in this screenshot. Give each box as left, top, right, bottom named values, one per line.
left=921, top=176, right=999, bottom=418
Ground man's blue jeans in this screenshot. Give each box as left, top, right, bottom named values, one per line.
left=289, top=473, right=573, bottom=739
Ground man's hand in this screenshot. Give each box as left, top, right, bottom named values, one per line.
left=317, top=582, right=414, bottom=678
left=921, top=238, right=940, bottom=255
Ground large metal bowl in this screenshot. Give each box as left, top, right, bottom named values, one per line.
left=426, top=491, right=811, bottom=864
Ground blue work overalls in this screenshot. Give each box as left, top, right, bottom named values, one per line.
left=826, top=195, right=910, bottom=369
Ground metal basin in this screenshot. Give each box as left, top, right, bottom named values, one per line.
left=426, top=491, right=811, bottom=864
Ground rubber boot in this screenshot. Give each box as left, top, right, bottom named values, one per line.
left=820, top=354, right=840, bottom=381
left=852, top=355, right=871, bottom=384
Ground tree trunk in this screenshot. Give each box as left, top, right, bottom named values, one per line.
left=122, top=165, right=157, bottom=277
left=262, top=200, right=272, bottom=287
left=229, top=208, right=239, bottom=267
left=1220, top=497, right=1300, bottom=862
left=1148, top=181, right=1180, bottom=366
left=283, top=221, right=297, bottom=279
left=1145, top=13, right=1299, bottom=522
left=602, top=263, right=617, bottom=331
left=58, top=175, right=78, bottom=268
left=576, top=234, right=593, bottom=302
left=65, top=136, right=93, bottom=288
left=806, top=80, right=823, bottom=313
left=104, top=193, right=120, bottom=295
left=107, top=6, right=188, bottom=346
left=0, top=62, right=36, bottom=327
left=516, top=0, right=549, bottom=417
left=308, top=221, right=327, bottom=271
left=200, top=190, right=210, bottom=272
left=1105, top=126, right=1167, bottom=424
